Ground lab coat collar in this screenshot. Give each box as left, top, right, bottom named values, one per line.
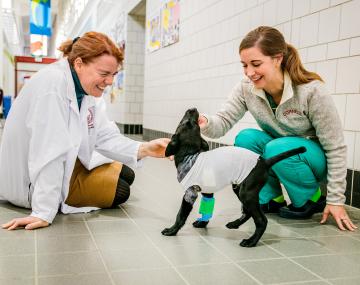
left=57, top=58, right=80, bottom=116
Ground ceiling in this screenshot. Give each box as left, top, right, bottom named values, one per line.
left=2, top=0, right=59, bottom=56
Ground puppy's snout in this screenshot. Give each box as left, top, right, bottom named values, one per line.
left=187, top=108, right=198, bottom=114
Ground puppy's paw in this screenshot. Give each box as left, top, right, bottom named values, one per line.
left=226, top=219, right=241, bottom=229
left=161, top=226, right=179, bottom=236
left=240, top=238, right=258, bottom=247
left=192, top=220, right=209, bottom=228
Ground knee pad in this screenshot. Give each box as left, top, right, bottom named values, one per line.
left=112, top=179, right=130, bottom=206
left=119, top=165, right=135, bottom=186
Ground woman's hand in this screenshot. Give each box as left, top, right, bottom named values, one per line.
left=2, top=216, right=49, bottom=230
left=198, top=115, right=208, bottom=129
left=320, top=204, right=357, bottom=231
left=138, top=138, right=171, bottom=159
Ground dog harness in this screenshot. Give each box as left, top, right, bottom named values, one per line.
left=179, top=146, right=260, bottom=194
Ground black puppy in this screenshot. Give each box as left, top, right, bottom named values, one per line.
left=162, top=108, right=306, bottom=247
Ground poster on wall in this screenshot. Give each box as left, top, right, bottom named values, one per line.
left=146, top=11, right=161, bottom=52
left=161, top=0, right=180, bottom=47
left=110, top=40, right=125, bottom=103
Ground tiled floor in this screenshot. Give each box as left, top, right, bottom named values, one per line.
left=0, top=132, right=360, bottom=284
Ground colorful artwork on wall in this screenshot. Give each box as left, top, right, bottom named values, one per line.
left=161, top=0, right=180, bottom=47
left=146, top=12, right=161, bottom=52
left=146, top=0, right=180, bottom=53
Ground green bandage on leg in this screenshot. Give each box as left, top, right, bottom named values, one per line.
left=272, top=195, right=285, bottom=203
left=310, top=187, right=321, bottom=202
left=197, top=197, right=215, bottom=222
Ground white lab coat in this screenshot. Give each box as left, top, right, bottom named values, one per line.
left=0, top=58, right=141, bottom=223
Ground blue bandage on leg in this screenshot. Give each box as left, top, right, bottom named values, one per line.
left=197, top=196, right=215, bottom=222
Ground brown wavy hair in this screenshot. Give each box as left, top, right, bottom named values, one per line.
left=58, top=31, right=123, bottom=67
left=239, top=26, right=323, bottom=85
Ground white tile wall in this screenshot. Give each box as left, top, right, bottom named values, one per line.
left=307, top=44, right=327, bottom=62
left=340, top=0, right=360, bottom=39
left=299, top=13, right=319, bottom=48
left=263, top=0, right=277, bottom=26
left=276, top=0, right=292, bottom=24
left=354, top=133, right=360, bottom=170
left=310, top=0, right=330, bottom=12
left=350, top=37, right=360, bottom=56
left=318, top=6, right=341, bottom=44
left=316, top=60, right=337, bottom=94
left=327, top=39, right=350, bottom=59
left=336, top=56, right=360, bottom=93
left=293, top=0, right=310, bottom=18
left=331, top=94, right=347, bottom=127
left=344, top=131, right=355, bottom=168
left=345, top=94, right=360, bottom=131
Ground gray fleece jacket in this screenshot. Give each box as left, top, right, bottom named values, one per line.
left=201, top=72, right=347, bottom=205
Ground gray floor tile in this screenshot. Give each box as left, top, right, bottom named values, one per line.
left=310, top=236, right=360, bottom=254
left=84, top=208, right=128, bottom=221
left=36, top=221, right=89, bottom=237
left=0, top=237, right=35, bottom=256
left=159, top=242, right=228, bottom=266
left=261, top=224, right=302, bottom=240
left=112, top=268, right=186, bottom=285
left=37, top=235, right=96, bottom=254
left=0, top=278, right=34, bottom=285
left=177, top=263, right=258, bottom=285
left=263, top=238, right=333, bottom=257
left=0, top=227, right=35, bottom=238
left=239, top=258, right=320, bottom=284
left=146, top=229, right=207, bottom=248
left=102, top=247, right=170, bottom=271
left=0, top=202, right=30, bottom=215
left=0, top=255, right=35, bottom=278
left=51, top=213, right=87, bottom=223
left=38, top=273, right=113, bottom=285
left=330, top=276, right=360, bottom=285
left=201, top=231, right=282, bottom=261
left=131, top=216, right=174, bottom=232
left=87, top=219, right=139, bottom=234
left=282, top=222, right=347, bottom=237
left=93, top=232, right=153, bottom=251
left=293, top=254, right=360, bottom=279
left=37, top=251, right=106, bottom=276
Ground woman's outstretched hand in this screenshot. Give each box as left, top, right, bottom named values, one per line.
left=2, top=216, right=49, bottom=230
left=320, top=204, right=357, bottom=231
left=138, top=138, right=171, bottom=159
left=198, top=115, right=208, bottom=129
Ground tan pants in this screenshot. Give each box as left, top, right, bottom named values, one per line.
left=66, top=159, right=123, bottom=208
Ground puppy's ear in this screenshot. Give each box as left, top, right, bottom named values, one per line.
left=165, top=134, right=180, bottom=157
left=201, top=138, right=209, bottom=151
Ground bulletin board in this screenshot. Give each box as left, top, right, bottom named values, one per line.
left=14, top=56, right=57, bottom=98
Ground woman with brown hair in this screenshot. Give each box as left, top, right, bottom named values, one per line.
left=194, top=26, right=356, bottom=231
left=0, top=31, right=169, bottom=230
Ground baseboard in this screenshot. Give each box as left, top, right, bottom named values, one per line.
left=117, top=123, right=143, bottom=135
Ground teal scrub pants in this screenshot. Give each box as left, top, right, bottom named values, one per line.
left=234, top=129, right=327, bottom=207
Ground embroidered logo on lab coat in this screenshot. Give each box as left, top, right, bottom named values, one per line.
left=87, top=107, right=95, bottom=133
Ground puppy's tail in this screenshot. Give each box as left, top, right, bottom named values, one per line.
left=264, top=147, right=306, bottom=168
